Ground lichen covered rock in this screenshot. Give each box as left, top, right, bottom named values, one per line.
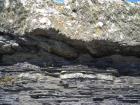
left=0, top=0, right=140, bottom=63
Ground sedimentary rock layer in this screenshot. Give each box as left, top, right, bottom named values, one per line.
left=0, top=63, right=140, bottom=105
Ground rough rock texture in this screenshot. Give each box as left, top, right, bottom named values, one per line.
left=0, top=0, right=140, bottom=105
left=0, top=0, right=139, bottom=61
left=0, top=63, right=140, bottom=105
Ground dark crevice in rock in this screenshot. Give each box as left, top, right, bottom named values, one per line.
left=0, top=28, right=140, bottom=76
left=29, top=28, right=140, bottom=57
left=29, top=28, right=87, bottom=52
left=0, top=55, right=3, bottom=65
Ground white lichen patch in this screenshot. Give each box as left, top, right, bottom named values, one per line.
left=31, top=17, right=52, bottom=29
left=96, top=22, right=104, bottom=27
left=11, top=42, right=19, bottom=47
left=20, top=0, right=28, bottom=6
left=18, top=73, right=44, bottom=81
left=60, top=73, right=96, bottom=79
left=4, top=0, right=10, bottom=8
left=96, top=74, right=114, bottom=81
left=60, top=73, right=115, bottom=80
left=8, top=19, right=14, bottom=23
left=108, top=24, right=118, bottom=33
left=39, top=17, right=51, bottom=25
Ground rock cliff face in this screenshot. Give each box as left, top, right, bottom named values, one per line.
left=0, top=0, right=140, bottom=105
left=0, top=0, right=140, bottom=65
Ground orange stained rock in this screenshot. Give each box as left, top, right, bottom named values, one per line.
left=95, top=27, right=103, bottom=36
left=56, top=5, right=64, bottom=11
left=57, top=20, right=64, bottom=27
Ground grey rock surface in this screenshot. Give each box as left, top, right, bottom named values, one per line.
left=0, top=0, right=140, bottom=105
left=0, top=63, right=140, bottom=105
left=0, top=0, right=139, bottom=58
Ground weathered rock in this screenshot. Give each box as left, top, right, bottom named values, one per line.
left=0, top=34, right=74, bottom=65
left=0, top=35, right=19, bottom=54
left=0, top=64, right=140, bottom=105
left=0, top=0, right=139, bottom=59
left=39, top=39, right=78, bottom=59
left=0, top=1, right=140, bottom=105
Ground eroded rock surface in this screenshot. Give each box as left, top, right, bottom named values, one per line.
left=0, top=63, right=140, bottom=105
left=0, top=0, right=140, bottom=105
left=0, top=0, right=139, bottom=59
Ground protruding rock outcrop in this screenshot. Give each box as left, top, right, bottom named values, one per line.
left=0, top=0, right=139, bottom=63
